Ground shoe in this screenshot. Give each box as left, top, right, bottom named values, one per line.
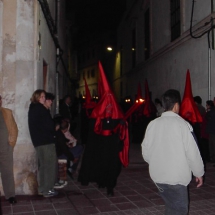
left=43, top=189, right=58, bottom=198
left=7, top=197, right=17, bottom=204
left=54, top=182, right=64, bottom=189
left=59, top=180, right=68, bottom=186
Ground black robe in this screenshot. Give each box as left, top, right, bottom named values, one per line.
left=78, top=118, right=122, bottom=190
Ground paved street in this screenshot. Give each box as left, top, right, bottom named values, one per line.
left=1, top=143, right=215, bottom=215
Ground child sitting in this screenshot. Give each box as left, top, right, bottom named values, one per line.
left=56, top=119, right=83, bottom=178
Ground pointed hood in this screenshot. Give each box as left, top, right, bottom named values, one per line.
left=90, top=61, right=124, bottom=119
left=125, top=84, right=144, bottom=119
left=143, top=79, right=157, bottom=117
left=83, top=78, right=96, bottom=109
left=180, top=70, right=202, bottom=123
left=90, top=61, right=129, bottom=167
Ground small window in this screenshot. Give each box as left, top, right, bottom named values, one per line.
left=87, top=70, right=90, bottom=78
left=170, top=0, right=181, bottom=41
left=144, top=8, right=150, bottom=60
left=83, top=71, right=85, bottom=80
left=91, top=69, right=95, bottom=77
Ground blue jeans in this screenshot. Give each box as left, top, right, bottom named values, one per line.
left=58, top=145, right=83, bottom=172
left=156, top=183, right=188, bottom=215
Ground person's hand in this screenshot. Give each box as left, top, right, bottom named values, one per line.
left=196, top=177, right=203, bottom=188
left=67, top=142, right=73, bottom=148
left=55, top=125, right=60, bottom=131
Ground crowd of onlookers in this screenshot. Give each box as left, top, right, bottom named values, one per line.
left=28, top=90, right=83, bottom=197
left=153, top=95, right=215, bottom=166
left=193, top=96, right=215, bottom=165
left=26, top=88, right=215, bottom=199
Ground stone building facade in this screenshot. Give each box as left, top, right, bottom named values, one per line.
left=113, top=0, right=215, bottom=104
left=0, top=0, right=69, bottom=195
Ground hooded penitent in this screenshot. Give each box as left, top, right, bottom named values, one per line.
left=180, top=70, right=202, bottom=123
left=125, top=83, right=144, bottom=120
left=83, top=78, right=96, bottom=111
left=90, top=61, right=129, bottom=167
left=143, top=79, right=157, bottom=117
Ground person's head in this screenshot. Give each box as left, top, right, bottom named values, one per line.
left=60, top=120, right=69, bottom=132
left=206, top=100, right=214, bottom=110
left=0, top=95, right=2, bottom=107
left=162, top=89, right=181, bottom=113
left=30, top=89, right=46, bottom=104
left=63, top=95, right=72, bottom=106
left=44, top=92, right=55, bottom=109
left=194, top=96, right=202, bottom=105
left=154, top=98, right=162, bottom=106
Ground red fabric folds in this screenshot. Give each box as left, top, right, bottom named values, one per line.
left=90, top=62, right=124, bottom=120
left=118, top=122, right=129, bottom=167
left=90, top=61, right=129, bottom=167
left=180, top=70, right=202, bottom=123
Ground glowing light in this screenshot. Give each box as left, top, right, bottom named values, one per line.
left=107, top=47, right=113, bottom=51
left=136, top=98, right=144, bottom=103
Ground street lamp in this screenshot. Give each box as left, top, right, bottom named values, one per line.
left=107, top=47, right=113, bottom=51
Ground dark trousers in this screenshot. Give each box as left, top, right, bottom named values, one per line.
left=209, top=134, right=215, bottom=162
left=35, top=144, right=57, bottom=193
left=156, top=183, right=188, bottom=215
left=0, top=144, right=15, bottom=199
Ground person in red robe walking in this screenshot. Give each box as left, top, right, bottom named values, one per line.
left=78, top=61, right=129, bottom=196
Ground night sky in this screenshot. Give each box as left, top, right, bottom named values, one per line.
left=67, top=0, right=126, bottom=31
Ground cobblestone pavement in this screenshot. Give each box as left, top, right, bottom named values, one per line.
left=1, top=144, right=215, bottom=215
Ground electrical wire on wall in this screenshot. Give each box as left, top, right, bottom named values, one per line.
left=37, top=0, right=73, bottom=83
left=190, top=0, right=215, bottom=100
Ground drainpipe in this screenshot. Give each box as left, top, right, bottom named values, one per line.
left=208, top=0, right=214, bottom=100
left=55, top=0, right=58, bottom=33
left=208, top=32, right=211, bottom=100
left=55, top=0, right=59, bottom=114
left=56, top=47, right=60, bottom=114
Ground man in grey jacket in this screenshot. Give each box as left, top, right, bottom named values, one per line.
left=142, top=89, right=204, bottom=215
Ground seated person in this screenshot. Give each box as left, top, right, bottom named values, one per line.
left=60, top=119, right=83, bottom=174
left=55, top=119, right=83, bottom=178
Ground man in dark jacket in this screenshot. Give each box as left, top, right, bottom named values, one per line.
left=28, top=89, right=58, bottom=197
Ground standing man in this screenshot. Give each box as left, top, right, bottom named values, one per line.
left=0, top=95, right=18, bottom=204
left=142, top=89, right=204, bottom=215
left=59, top=95, right=72, bottom=120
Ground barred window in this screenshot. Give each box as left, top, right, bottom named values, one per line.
left=170, top=0, right=181, bottom=41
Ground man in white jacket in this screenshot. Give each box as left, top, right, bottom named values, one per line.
left=142, top=89, right=204, bottom=215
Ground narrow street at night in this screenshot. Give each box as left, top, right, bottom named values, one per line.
left=1, top=143, right=215, bottom=215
